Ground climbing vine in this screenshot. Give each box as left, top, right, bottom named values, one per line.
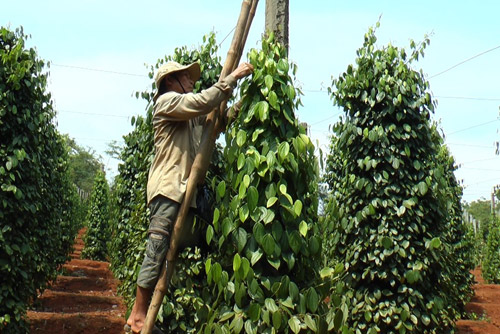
left=0, top=26, right=78, bottom=333
left=324, top=24, right=465, bottom=333
left=82, top=171, right=110, bottom=261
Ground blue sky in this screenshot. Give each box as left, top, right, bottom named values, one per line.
left=3, top=1, right=499, bottom=203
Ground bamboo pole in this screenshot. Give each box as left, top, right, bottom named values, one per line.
left=140, top=1, right=256, bottom=333
left=214, top=0, right=259, bottom=136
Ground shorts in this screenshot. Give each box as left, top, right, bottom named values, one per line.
left=136, top=195, right=201, bottom=289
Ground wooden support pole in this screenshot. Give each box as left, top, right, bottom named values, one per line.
left=140, top=2, right=257, bottom=333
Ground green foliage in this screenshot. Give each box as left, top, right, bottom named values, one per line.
left=108, top=31, right=225, bottom=320
left=431, top=130, right=474, bottom=318
left=0, top=26, right=78, bottom=333
left=482, top=216, right=500, bottom=283
left=82, top=171, right=110, bottom=261
left=196, top=34, right=339, bottom=334
left=325, top=24, right=462, bottom=333
left=464, top=199, right=492, bottom=242
left=63, top=134, right=104, bottom=195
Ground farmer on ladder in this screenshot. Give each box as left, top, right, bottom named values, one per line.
left=125, top=60, right=253, bottom=334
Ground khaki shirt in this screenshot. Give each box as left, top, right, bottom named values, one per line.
left=147, top=75, right=237, bottom=207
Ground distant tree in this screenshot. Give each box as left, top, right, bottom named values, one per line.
left=465, top=200, right=492, bottom=241
left=62, top=134, right=104, bottom=195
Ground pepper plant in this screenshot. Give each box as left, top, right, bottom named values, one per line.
left=430, top=127, right=474, bottom=318
left=0, top=26, right=78, bottom=333
left=325, top=24, right=462, bottom=333
left=82, top=171, right=110, bottom=261
left=197, top=34, right=344, bottom=334
left=482, top=216, right=500, bottom=283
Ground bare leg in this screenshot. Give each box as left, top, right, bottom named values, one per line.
left=126, top=286, right=152, bottom=333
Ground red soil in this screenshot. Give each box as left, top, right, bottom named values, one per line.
left=28, top=229, right=127, bottom=334
left=26, top=230, right=500, bottom=334
left=457, top=268, right=500, bottom=334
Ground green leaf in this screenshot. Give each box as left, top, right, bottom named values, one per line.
left=299, top=221, right=308, bottom=237
left=281, top=296, right=294, bottom=309
left=236, top=130, right=247, bottom=147
left=250, top=248, right=263, bottom=265
left=265, top=74, right=273, bottom=90
left=230, top=315, right=244, bottom=334
left=289, top=281, right=299, bottom=300
left=307, top=287, right=319, bottom=312
left=286, top=85, right=296, bottom=100
left=206, top=225, right=214, bottom=245
left=253, top=222, right=265, bottom=244
left=233, top=253, right=241, bottom=271
left=265, top=183, right=276, bottom=199
left=262, top=208, right=275, bottom=224
left=278, top=58, right=289, bottom=74
left=262, top=234, right=275, bottom=255
left=288, top=231, right=302, bottom=254
left=237, top=153, right=245, bottom=170
left=248, top=303, right=261, bottom=322
left=243, top=174, right=250, bottom=188
left=267, top=257, right=280, bottom=270
left=294, top=200, right=303, bottom=217
left=241, top=257, right=250, bottom=278
left=268, top=91, right=279, bottom=110
left=272, top=311, right=282, bottom=330
left=376, top=90, right=385, bottom=102
left=271, top=222, right=283, bottom=241
left=288, top=316, right=301, bottom=334
left=234, top=227, right=248, bottom=252
left=267, top=196, right=278, bottom=208
left=320, top=267, right=334, bottom=278
left=305, top=315, right=317, bottom=331
left=429, top=237, right=441, bottom=249
left=213, top=208, right=220, bottom=225
left=248, top=186, right=259, bottom=212
left=238, top=204, right=249, bottom=222
left=278, top=142, right=290, bottom=162
left=256, top=101, right=270, bottom=121
left=217, top=181, right=226, bottom=198
left=334, top=309, right=343, bottom=330
left=417, top=181, right=428, bottom=196
left=380, top=236, right=393, bottom=249
left=265, top=298, right=279, bottom=312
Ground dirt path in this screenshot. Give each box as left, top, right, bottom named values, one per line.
left=28, top=228, right=127, bottom=334
left=26, top=230, right=500, bottom=334
left=457, top=268, right=500, bottom=334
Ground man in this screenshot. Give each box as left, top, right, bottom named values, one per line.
left=125, top=60, right=254, bottom=334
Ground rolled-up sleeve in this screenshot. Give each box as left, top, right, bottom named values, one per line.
left=154, top=75, right=238, bottom=121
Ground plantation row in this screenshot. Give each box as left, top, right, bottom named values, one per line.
left=2, top=25, right=500, bottom=334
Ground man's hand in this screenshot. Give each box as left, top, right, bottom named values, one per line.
left=231, top=62, right=254, bottom=80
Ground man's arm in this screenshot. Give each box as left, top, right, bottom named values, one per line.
left=155, top=62, right=253, bottom=122
left=155, top=75, right=238, bottom=121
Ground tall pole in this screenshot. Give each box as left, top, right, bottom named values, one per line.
left=265, top=0, right=289, bottom=53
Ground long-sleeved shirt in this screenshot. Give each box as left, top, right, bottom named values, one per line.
left=146, top=74, right=237, bottom=207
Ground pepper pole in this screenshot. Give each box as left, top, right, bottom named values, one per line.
left=141, top=1, right=258, bottom=333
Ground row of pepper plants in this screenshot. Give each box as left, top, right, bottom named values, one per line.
left=1, top=27, right=80, bottom=334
